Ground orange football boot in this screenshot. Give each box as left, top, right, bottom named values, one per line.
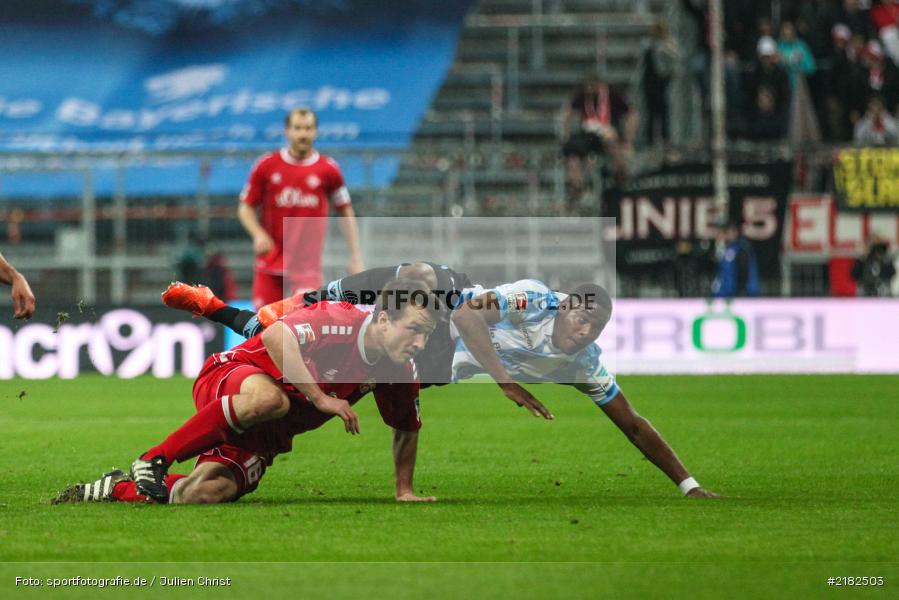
left=161, top=282, right=226, bottom=317
left=257, top=293, right=306, bottom=327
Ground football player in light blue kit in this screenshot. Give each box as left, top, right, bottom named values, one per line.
left=451, top=279, right=717, bottom=498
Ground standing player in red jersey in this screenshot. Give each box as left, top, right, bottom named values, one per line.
left=238, top=108, right=365, bottom=309
left=53, top=280, right=440, bottom=505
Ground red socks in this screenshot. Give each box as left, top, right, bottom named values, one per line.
left=112, top=474, right=185, bottom=503
left=142, top=395, right=244, bottom=464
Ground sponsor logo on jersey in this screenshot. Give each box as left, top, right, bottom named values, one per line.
left=518, top=325, right=535, bottom=349
left=507, top=292, right=528, bottom=313
left=275, top=187, right=320, bottom=208
left=322, top=368, right=339, bottom=381
left=294, top=323, right=316, bottom=344
left=306, top=174, right=321, bottom=189
left=271, top=172, right=282, bottom=184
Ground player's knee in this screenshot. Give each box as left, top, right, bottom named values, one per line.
left=248, top=387, right=290, bottom=420
left=627, top=415, right=650, bottom=441
left=182, top=477, right=237, bottom=504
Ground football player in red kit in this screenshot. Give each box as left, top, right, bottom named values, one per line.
left=237, top=108, right=364, bottom=308
left=53, top=279, right=440, bottom=505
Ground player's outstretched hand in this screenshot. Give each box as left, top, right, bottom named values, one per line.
left=11, top=272, right=35, bottom=319
left=252, top=232, right=274, bottom=256
left=396, top=491, right=437, bottom=502
left=311, top=395, right=360, bottom=434
left=686, top=487, right=719, bottom=499
left=501, top=383, right=554, bottom=420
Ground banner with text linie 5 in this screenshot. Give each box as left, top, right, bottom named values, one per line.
left=599, top=298, right=899, bottom=374
left=604, top=162, right=792, bottom=278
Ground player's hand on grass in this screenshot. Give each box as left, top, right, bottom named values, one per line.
left=311, top=394, right=360, bottom=434
left=500, top=383, right=554, bottom=420
left=686, top=487, right=718, bottom=498
left=252, top=232, right=274, bottom=256
left=396, top=491, right=437, bottom=502
left=11, top=272, right=35, bottom=319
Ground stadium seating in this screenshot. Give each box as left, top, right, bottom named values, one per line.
left=389, top=0, right=662, bottom=213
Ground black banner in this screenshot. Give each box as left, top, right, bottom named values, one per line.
left=0, top=305, right=224, bottom=380
left=604, top=161, right=792, bottom=277
left=834, top=148, right=899, bottom=212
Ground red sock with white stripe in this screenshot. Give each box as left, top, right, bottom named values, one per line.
left=141, top=395, right=244, bottom=464
left=112, top=474, right=186, bottom=503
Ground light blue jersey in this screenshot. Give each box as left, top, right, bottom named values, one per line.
left=450, top=279, right=620, bottom=406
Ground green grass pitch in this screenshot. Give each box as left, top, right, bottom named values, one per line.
left=1, top=374, right=897, bottom=599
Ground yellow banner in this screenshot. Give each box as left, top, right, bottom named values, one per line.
left=833, top=148, right=899, bottom=211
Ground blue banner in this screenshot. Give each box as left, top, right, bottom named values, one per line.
left=0, top=0, right=471, bottom=197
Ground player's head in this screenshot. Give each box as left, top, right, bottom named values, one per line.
left=396, top=262, right=439, bottom=291
left=552, top=283, right=612, bottom=355
left=372, top=278, right=441, bottom=364
left=284, top=108, right=318, bottom=155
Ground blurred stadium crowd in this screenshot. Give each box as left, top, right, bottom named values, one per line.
left=583, top=0, right=899, bottom=155
left=705, top=0, right=899, bottom=144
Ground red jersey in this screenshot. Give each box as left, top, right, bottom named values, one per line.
left=202, top=301, right=421, bottom=455
left=240, top=149, right=351, bottom=287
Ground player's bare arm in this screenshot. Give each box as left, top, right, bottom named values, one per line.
left=0, top=251, right=36, bottom=319
left=392, top=429, right=435, bottom=502
left=451, top=291, right=554, bottom=419
left=237, top=202, right=274, bottom=255
left=600, top=391, right=716, bottom=498
left=262, top=321, right=360, bottom=434
left=335, top=204, right=364, bottom=274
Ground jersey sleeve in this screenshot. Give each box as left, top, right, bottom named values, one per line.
left=239, top=155, right=268, bottom=207
left=571, top=346, right=620, bottom=407
left=489, top=280, right=559, bottom=324
left=324, top=157, right=351, bottom=208
left=373, top=361, right=422, bottom=432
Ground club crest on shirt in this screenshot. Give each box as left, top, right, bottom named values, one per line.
left=271, top=172, right=282, bottom=184
left=507, top=292, right=528, bottom=313
left=294, top=323, right=316, bottom=344
left=306, top=174, right=321, bottom=189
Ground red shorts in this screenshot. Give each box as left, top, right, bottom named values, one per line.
left=192, top=358, right=275, bottom=499
left=252, top=271, right=286, bottom=310
left=195, top=445, right=267, bottom=500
